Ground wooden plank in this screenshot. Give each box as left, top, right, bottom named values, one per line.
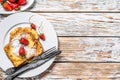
left=1, top=63, right=120, bottom=79
left=38, top=13, right=120, bottom=36
left=56, top=37, right=120, bottom=62
left=0, top=68, right=2, bottom=80
left=39, top=63, right=120, bottom=79
left=1, top=13, right=120, bottom=36
left=29, top=0, right=120, bottom=12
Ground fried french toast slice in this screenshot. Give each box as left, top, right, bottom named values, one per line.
left=4, top=27, right=43, bottom=67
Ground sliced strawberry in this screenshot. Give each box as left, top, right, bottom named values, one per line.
left=2, top=2, right=13, bottom=11
left=19, top=46, right=26, bottom=56
left=0, top=0, right=6, bottom=3
left=31, top=23, right=36, bottom=30
left=8, top=0, right=17, bottom=3
left=17, top=0, right=27, bottom=5
left=20, top=37, right=29, bottom=45
left=8, top=2, right=20, bottom=10
left=39, top=33, right=45, bottom=41
left=0, top=0, right=3, bottom=2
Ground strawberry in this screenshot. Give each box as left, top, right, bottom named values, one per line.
left=20, top=37, right=29, bottom=45
left=8, top=0, right=17, bottom=3
left=19, top=46, right=26, bottom=56
left=17, top=0, right=27, bottom=5
left=0, top=0, right=6, bottom=3
left=39, top=33, right=45, bottom=41
left=0, top=0, right=3, bottom=2
left=2, top=2, right=13, bottom=11
left=31, top=23, right=36, bottom=30
left=8, top=2, right=20, bottom=10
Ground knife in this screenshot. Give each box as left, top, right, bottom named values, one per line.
left=4, top=50, right=61, bottom=80
left=5, top=47, right=57, bottom=75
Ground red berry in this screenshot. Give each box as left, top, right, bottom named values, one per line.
left=19, top=46, right=25, bottom=56
left=31, top=23, right=36, bottom=30
left=17, top=0, right=27, bottom=5
left=0, top=0, right=3, bottom=2
left=8, top=2, right=20, bottom=11
left=39, top=34, right=45, bottom=41
left=0, top=0, right=6, bottom=3
left=8, top=0, right=17, bottom=3
left=20, top=37, right=29, bottom=45
left=2, top=2, right=13, bottom=11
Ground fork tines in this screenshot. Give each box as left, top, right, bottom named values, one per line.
left=33, top=46, right=57, bottom=60
left=43, top=47, right=57, bottom=56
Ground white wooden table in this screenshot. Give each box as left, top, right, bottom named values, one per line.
left=0, top=0, right=120, bottom=80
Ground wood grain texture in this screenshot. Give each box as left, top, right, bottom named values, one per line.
left=57, top=37, right=120, bottom=62
left=1, top=63, right=120, bottom=80
left=30, top=0, right=120, bottom=12
left=31, top=63, right=120, bottom=80
left=0, top=68, right=2, bottom=80
left=38, top=13, right=120, bottom=36
left=1, top=13, right=120, bottom=36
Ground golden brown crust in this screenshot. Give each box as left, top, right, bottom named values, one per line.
left=10, top=27, right=39, bottom=40
left=4, top=27, right=43, bottom=67
left=4, top=44, right=26, bottom=67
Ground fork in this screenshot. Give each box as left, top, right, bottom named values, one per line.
left=5, top=47, right=57, bottom=75
left=4, top=49, right=61, bottom=80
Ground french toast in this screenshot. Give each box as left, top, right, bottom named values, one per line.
left=4, top=27, right=43, bottom=67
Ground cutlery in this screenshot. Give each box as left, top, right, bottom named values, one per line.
left=5, top=47, right=56, bottom=75
left=5, top=50, right=61, bottom=80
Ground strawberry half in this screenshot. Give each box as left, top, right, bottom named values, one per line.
left=2, top=2, right=13, bottom=11
left=0, top=0, right=6, bottom=3
left=8, top=2, right=20, bottom=10
left=0, top=0, right=3, bottom=2
left=31, top=23, right=36, bottom=30
left=39, top=33, right=45, bottom=41
left=17, top=0, right=27, bottom=5
left=20, top=37, right=29, bottom=45
left=8, top=0, right=17, bottom=3
left=19, top=46, right=26, bottom=56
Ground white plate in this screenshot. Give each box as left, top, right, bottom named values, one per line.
left=0, top=12, right=58, bottom=77
left=0, top=0, right=34, bottom=14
